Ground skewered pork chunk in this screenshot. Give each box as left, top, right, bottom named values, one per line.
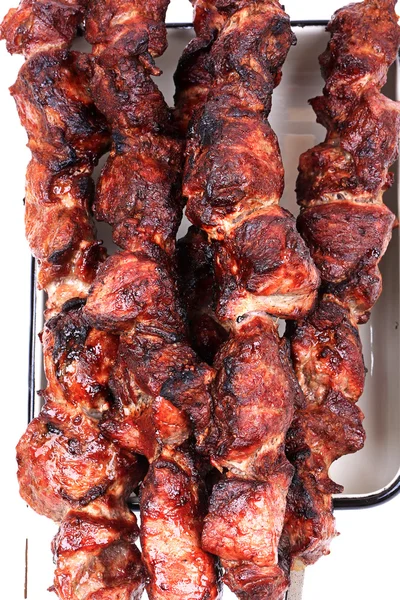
left=1, top=0, right=87, bottom=58
left=10, top=47, right=109, bottom=315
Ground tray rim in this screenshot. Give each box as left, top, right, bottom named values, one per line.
left=27, top=20, right=400, bottom=511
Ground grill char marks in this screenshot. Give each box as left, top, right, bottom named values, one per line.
left=285, top=0, right=400, bottom=569
left=82, top=2, right=221, bottom=598
left=179, top=2, right=319, bottom=599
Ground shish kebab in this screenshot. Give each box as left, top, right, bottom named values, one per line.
left=285, top=0, right=400, bottom=568
left=180, top=0, right=400, bottom=594
left=180, top=1, right=320, bottom=598
left=175, top=1, right=301, bottom=597
left=1, top=1, right=148, bottom=598
left=81, top=1, right=221, bottom=598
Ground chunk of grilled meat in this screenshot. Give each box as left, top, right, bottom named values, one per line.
left=285, top=0, right=400, bottom=569
left=180, top=2, right=319, bottom=598
left=83, top=3, right=220, bottom=597
left=222, top=558, right=290, bottom=600
left=1, top=2, right=108, bottom=316
left=1, top=0, right=87, bottom=58
left=184, top=1, right=319, bottom=323
left=9, top=49, right=109, bottom=315
left=17, top=300, right=121, bottom=521
left=2, top=4, right=146, bottom=598
left=178, top=228, right=299, bottom=599
left=209, top=315, right=300, bottom=480
left=86, top=0, right=170, bottom=58
left=141, top=448, right=221, bottom=600
left=52, top=476, right=146, bottom=600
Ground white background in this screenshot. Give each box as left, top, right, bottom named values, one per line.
left=0, top=0, right=399, bottom=598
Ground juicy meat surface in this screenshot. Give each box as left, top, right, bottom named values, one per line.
left=174, top=0, right=227, bottom=133
left=298, top=202, right=395, bottom=285
left=210, top=315, right=298, bottom=480
left=290, top=297, right=365, bottom=407
left=86, top=0, right=170, bottom=58
left=286, top=298, right=366, bottom=564
left=140, top=449, right=222, bottom=600
left=215, top=207, right=320, bottom=321
left=202, top=476, right=290, bottom=567
left=17, top=409, right=132, bottom=521
left=10, top=50, right=109, bottom=308
left=16, top=300, right=136, bottom=518
left=0, top=0, right=87, bottom=57
left=15, top=296, right=146, bottom=599
left=52, top=476, right=146, bottom=600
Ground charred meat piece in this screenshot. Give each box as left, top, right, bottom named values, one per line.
left=1, top=0, right=88, bottom=58
left=141, top=448, right=221, bottom=600
left=9, top=49, right=109, bottom=313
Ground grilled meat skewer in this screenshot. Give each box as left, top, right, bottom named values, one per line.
left=285, top=0, right=400, bottom=568
left=181, top=1, right=320, bottom=598
left=82, top=2, right=221, bottom=598
left=1, top=2, right=147, bottom=598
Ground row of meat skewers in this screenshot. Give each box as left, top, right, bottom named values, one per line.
left=1, top=0, right=400, bottom=598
